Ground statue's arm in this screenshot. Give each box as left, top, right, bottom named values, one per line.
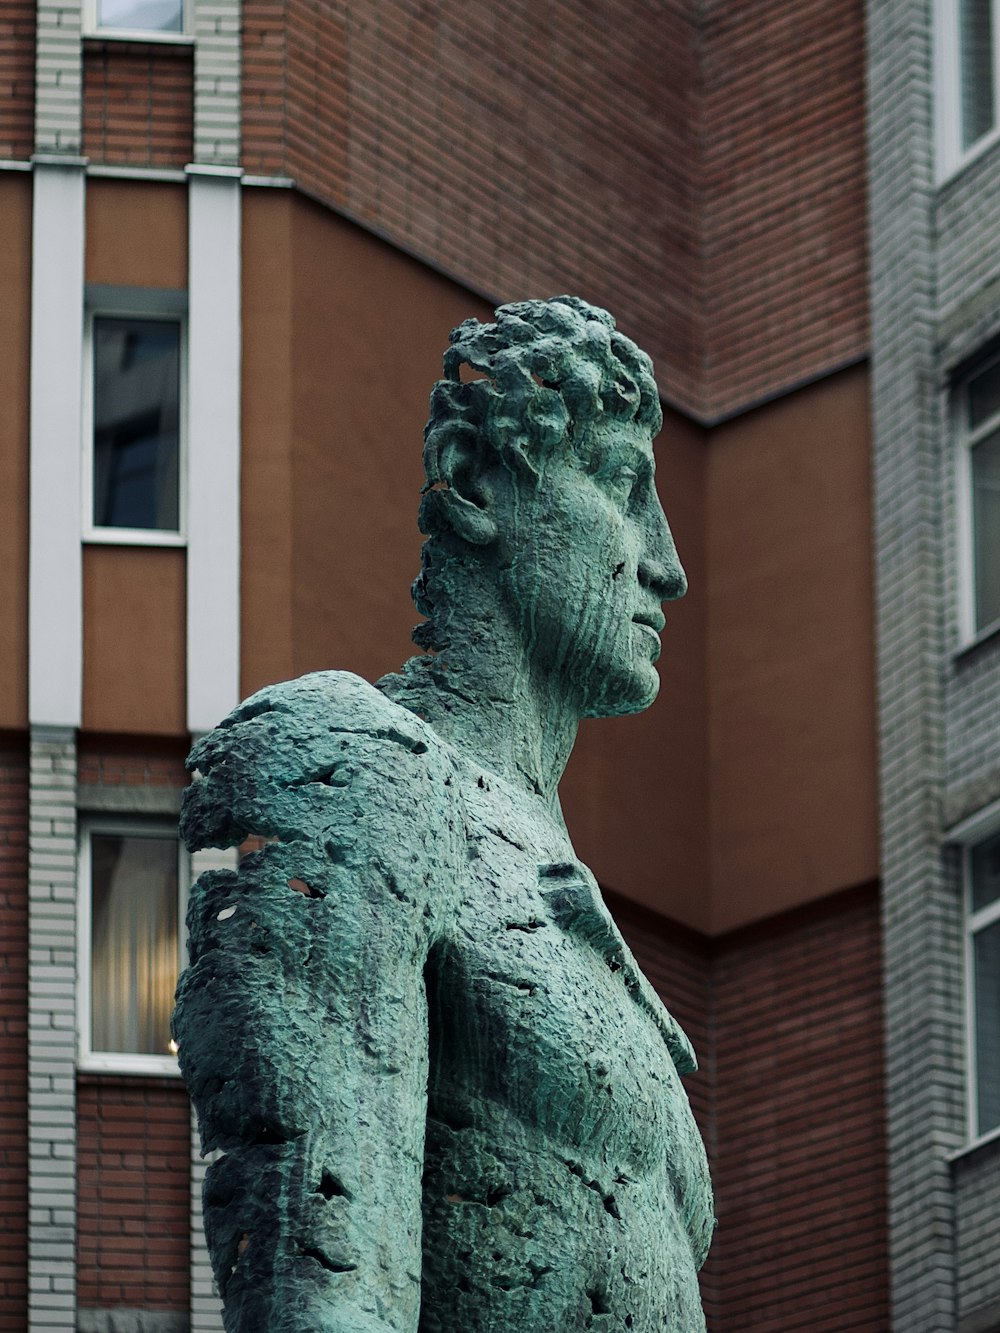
left=173, top=674, right=462, bottom=1333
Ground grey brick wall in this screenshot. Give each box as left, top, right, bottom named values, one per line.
left=34, top=0, right=82, bottom=155
left=867, top=0, right=1000, bottom=1328
left=28, top=728, right=77, bottom=1333
left=187, top=846, right=233, bottom=1333
left=192, top=0, right=240, bottom=166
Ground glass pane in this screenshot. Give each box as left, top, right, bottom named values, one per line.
left=91, top=833, right=179, bottom=1057
left=973, top=427, right=1000, bottom=630
left=972, top=829, right=1000, bottom=911
left=974, top=919, right=1000, bottom=1135
left=92, top=317, right=181, bottom=532
left=969, top=358, right=1000, bottom=431
left=960, top=0, right=996, bottom=150
left=98, top=0, right=183, bottom=32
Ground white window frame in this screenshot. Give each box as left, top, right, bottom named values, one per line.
left=82, top=0, right=193, bottom=43
left=935, top=0, right=1000, bottom=181
left=949, top=799, right=1000, bottom=1146
left=77, top=818, right=188, bottom=1077
left=954, top=347, right=1000, bottom=645
left=83, top=287, right=188, bottom=548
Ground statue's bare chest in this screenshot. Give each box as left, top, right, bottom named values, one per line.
left=425, top=769, right=687, bottom=1176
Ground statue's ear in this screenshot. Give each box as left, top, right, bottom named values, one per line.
left=434, top=431, right=499, bottom=547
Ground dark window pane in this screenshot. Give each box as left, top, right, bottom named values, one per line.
left=960, top=0, right=996, bottom=149
left=974, top=918, right=1000, bottom=1135
left=973, top=427, right=1000, bottom=630
left=93, top=317, right=180, bottom=532
left=98, top=0, right=183, bottom=31
left=90, top=833, right=179, bottom=1057
left=968, top=357, right=1000, bottom=430
left=972, top=830, right=1000, bottom=911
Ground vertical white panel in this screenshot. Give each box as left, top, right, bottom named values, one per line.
left=29, top=161, right=85, bottom=730
left=187, top=166, right=242, bottom=734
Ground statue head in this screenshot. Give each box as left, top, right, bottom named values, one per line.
left=412, top=296, right=686, bottom=718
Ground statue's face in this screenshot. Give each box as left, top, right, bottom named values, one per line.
left=500, top=416, right=686, bottom=718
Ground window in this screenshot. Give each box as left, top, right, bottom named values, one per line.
left=937, top=0, right=1000, bottom=175
left=956, top=351, right=1000, bottom=639
left=966, top=825, right=1000, bottom=1139
left=86, top=0, right=187, bottom=37
left=84, top=297, right=186, bottom=545
left=78, top=822, right=186, bottom=1075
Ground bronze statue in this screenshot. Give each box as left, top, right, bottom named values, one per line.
left=174, top=296, right=714, bottom=1331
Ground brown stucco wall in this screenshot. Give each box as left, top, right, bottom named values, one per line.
left=706, top=364, right=878, bottom=932
left=241, top=194, right=875, bottom=936
left=562, top=407, right=710, bottom=929
left=85, top=179, right=187, bottom=289
left=81, top=181, right=189, bottom=738
left=0, top=175, right=31, bottom=731
left=82, top=546, right=186, bottom=736
left=240, top=189, right=494, bottom=697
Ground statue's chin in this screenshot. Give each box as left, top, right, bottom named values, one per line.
left=581, top=667, right=661, bottom=720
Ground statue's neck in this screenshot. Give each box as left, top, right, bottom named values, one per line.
left=378, top=641, right=579, bottom=816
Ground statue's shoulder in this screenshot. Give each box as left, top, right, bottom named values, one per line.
left=182, top=670, right=459, bottom=856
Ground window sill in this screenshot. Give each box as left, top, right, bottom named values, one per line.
left=83, top=29, right=194, bottom=47
left=78, top=1054, right=182, bottom=1078
left=948, top=1122, right=1000, bottom=1166
left=84, top=528, right=186, bottom=548
left=937, top=125, right=1000, bottom=190
left=954, top=617, right=1000, bottom=663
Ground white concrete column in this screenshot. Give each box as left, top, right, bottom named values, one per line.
left=29, top=159, right=85, bottom=731
left=186, top=165, right=242, bottom=736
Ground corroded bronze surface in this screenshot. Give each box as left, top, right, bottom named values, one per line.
left=174, top=297, right=714, bottom=1331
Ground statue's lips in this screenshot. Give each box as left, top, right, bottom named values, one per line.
left=632, top=618, right=663, bottom=658
left=632, top=611, right=666, bottom=635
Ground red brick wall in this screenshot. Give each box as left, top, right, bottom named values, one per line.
left=242, top=0, right=704, bottom=405
left=701, top=0, right=869, bottom=417
left=709, top=886, right=888, bottom=1331
left=0, top=741, right=27, bottom=1330
left=241, top=0, right=867, bottom=419
left=76, top=1076, right=190, bottom=1311
left=611, top=883, right=888, bottom=1331
left=83, top=41, right=193, bottom=168
left=0, top=2, right=34, bottom=161
left=77, top=738, right=189, bottom=791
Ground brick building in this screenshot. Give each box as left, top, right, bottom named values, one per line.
left=0, top=0, right=993, bottom=1329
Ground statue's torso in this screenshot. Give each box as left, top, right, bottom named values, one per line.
left=419, top=754, right=712, bottom=1332
left=177, top=671, right=713, bottom=1333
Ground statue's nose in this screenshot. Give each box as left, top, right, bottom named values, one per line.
left=639, top=513, right=687, bottom=602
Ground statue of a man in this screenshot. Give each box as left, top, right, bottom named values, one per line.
left=174, top=296, right=714, bottom=1331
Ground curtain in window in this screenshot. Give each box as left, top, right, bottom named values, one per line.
left=91, top=833, right=179, bottom=1057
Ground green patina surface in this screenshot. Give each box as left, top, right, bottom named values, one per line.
left=173, top=297, right=715, bottom=1331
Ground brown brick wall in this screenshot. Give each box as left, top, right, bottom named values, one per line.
left=700, top=0, right=869, bottom=417
left=709, top=886, right=888, bottom=1331
left=242, top=0, right=704, bottom=404
left=0, top=2, right=34, bottom=161
left=76, top=1075, right=190, bottom=1311
left=612, top=883, right=888, bottom=1331
left=0, top=741, right=27, bottom=1330
left=77, top=738, right=189, bottom=791
left=83, top=41, right=193, bottom=168
left=0, top=1, right=33, bottom=161
left=241, top=0, right=867, bottom=419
